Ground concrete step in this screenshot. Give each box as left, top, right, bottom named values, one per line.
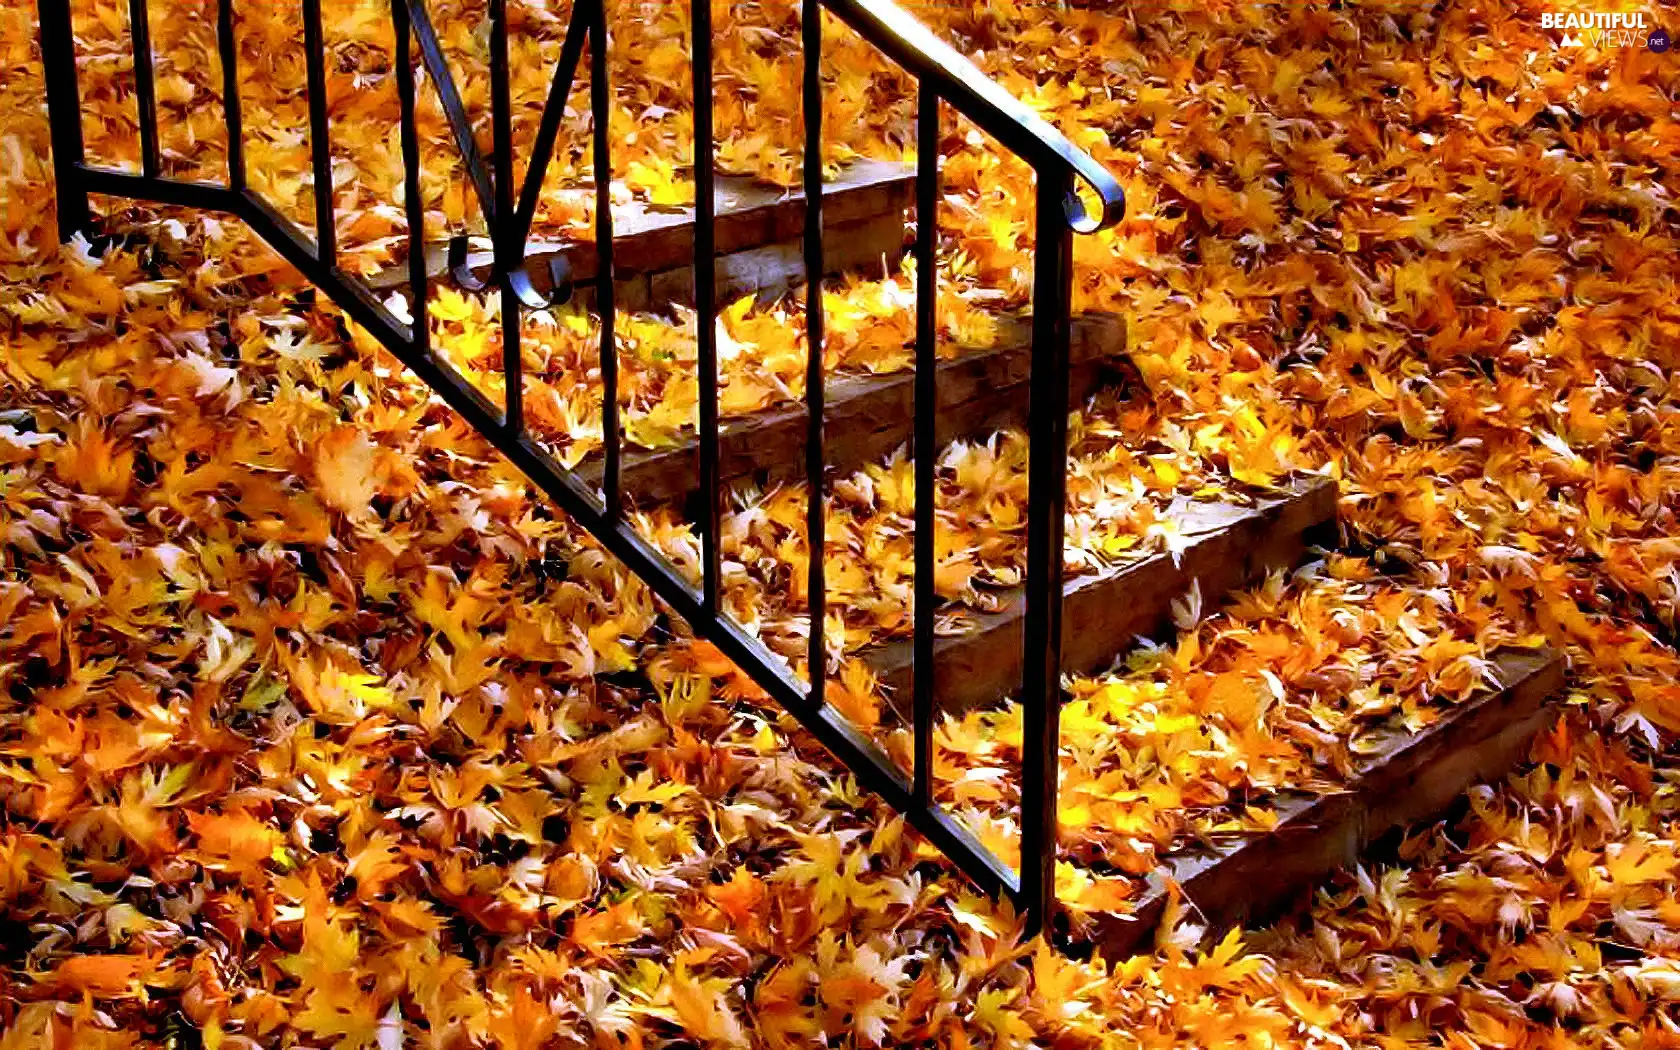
left=371, top=160, right=914, bottom=311
left=1067, top=645, right=1566, bottom=959
left=575, top=312, right=1129, bottom=507
left=868, top=476, right=1341, bottom=715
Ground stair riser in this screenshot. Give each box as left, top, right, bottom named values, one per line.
left=370, top=161, right=914, bottom=311
left=1069, top=646, right=1564, bottom=961
left=582, top=211, right=907, bottom=312
left=581, top=313, right=1128, bottom=508
left=871, top=477, right=1340, bottom=715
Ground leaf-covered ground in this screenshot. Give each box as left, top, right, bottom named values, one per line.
left=4, top=1, right=1680, bottom=1048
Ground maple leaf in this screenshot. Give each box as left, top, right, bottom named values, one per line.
left=344, top=832, right=409, bottom=898
left=668, top=962, right=749, bottom=1049
left=1603, top=841, right=1677, bottom=888
left=315, top=426, right=382, bottom=519
left=814, top=934, right=912, bottom=1046
left=188, top=808, right=285, bottom=880
left=280, top=873, right=363, bottom=984
left=107, top=762, right=199, bottom=852
left=481, top=984, right=559, bottom=1050
left=293, top=981, right=386, bottom=1050
left=570, top=899, right=647, bottom=959
left=46, top=953, right=157, bottom=998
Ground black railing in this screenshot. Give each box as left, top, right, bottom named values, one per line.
left=35, top=0, right=1124, bottom=936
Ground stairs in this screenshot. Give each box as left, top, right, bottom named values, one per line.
left=371, top=160, right=916, bottom=313
left=37, top=0, right=1568, bottom=953
left=418, top=184, right=1565, bottom=957
left=576, top=312, right=1128, bottom=507
left=869, top=478, right=1338, bottom=714
left=1067, top=646, right=1565, bottom=957
left=568, top=254, right=1567, bottom=955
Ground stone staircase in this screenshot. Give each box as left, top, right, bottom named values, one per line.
left=541, top=212, right=1567, bottom=957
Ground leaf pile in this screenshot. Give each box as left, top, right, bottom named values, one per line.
left=4, top=1, right=1680, bottom=1049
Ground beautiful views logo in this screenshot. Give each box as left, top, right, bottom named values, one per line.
left=1539, top=11, right=1670, bottom=50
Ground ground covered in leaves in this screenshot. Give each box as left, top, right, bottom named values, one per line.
left=4, top=0, right=1680, bottom=1048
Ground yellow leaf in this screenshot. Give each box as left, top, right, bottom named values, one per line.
left=315, top=426, right=381, bottom=518
left=669, top=963, right=749, bottom=1048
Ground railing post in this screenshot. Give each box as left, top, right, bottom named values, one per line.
left=128, top=0, right=160, bottom=178
left=911, top=81, right=939, bottom=804
left=216, top=0, right=245, bottom=192
left=37, top=0, right=91, bottom=239
left=302, top=0, right=335, bottom=260
left=694, top=0, right=722, bottom=609
left=391, top=0, right=429, bottom=352
left=1018, top=169, right=1074, bottom=938
left=802, top=0, right=827, bottom=707
left=488, top=0, right=523, bottom=437
left=591, top=0, right=619, bottom=516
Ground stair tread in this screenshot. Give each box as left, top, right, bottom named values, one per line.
left=1064, top=645, right=1565, bottom=960
left=574, top=311, right=1128, bottom=505
left=867, top=475, right=1340, bottom=714
left=367, top=159, right=913, bottom=292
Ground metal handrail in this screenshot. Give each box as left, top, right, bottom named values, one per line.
left=35, top=0, right=1125, bottom=941
left=821, top=0, right=1125, bottom=233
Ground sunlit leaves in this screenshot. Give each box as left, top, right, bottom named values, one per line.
left=5, top=0, right=1680, bottom=1047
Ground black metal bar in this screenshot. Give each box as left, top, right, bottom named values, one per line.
left=912, top=82, right=938, bottom=804
left=128, top=0, right=159, bottom=178
left=512, top=0, right=593, bottom=248
left=216, top=0, right=244, bottom=192
left=242, top=190, right=410, bottom=334
left=402, top=0, right=498, bottom=231
left=76, top=166, right=239, bottom=212
left=392, top=0, right=429, bottom=354
left=803, top=0, right=826, bottom=707
left=58, top=153, right=1024, bottom=907
left=1018, top=169, right=1075, bottom=937
left=38, top=0, right=90, bottom=238
left=45, top=0, right=1130, bottom=938
left=302, top=0, right=335, bottom=260
left=488, top=0, right=513, bottom=249
left=591, top=2, right=619, bottom=516
left=488, top=0, right=521, bottom=436
left=693, top=0, right=721, bottom=610
left=818, top=0, right=1123, bottom=233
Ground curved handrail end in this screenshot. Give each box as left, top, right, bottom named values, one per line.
left=1062, top=160, right=1126, bottom=234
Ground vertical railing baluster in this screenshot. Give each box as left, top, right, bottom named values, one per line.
left=40, top=0, right=90, bottom=238
left=693, top=0, right=721, bottom=608
left=592, top=0, right=620, bottom=515
left=406, top=0, right=496, bottom=227
left=489, top=0, right=521, bottom=436
left=392, top=0, right=429, bottom=353
left=128, top=0, right=159, bottom=177
left=803, top=0, right=826, bottom=707
left=513, top=0, right=591, bottom=246
left=911, top=82, right=938, bottom=803
left=31, top=0, right=1117, bottom=932
left=302, top=0, right=335, bottom=260
left=1018, top=171, right=1074, bottom=937
left=216, top=0, right=244, bottom=192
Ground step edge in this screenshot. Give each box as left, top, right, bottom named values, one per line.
left=866, top=475, right=1338, bottom=697
left=365, top=160, right=915, bottom=291
left=571, top=312, right=1127, bottom=502
left=1063, top=645, right=1566, bottom=963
